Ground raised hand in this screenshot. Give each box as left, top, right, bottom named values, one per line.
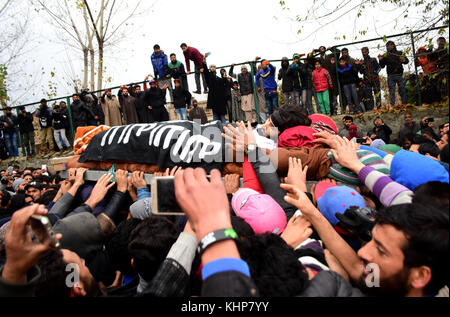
left=285, top=157, right=308, bottom=192
left=281, top=214, right=313, bottom=249
left=131, top=171, right=147, bottom=189
left=115, top=169, right=129, bottom=193
left=85, top=174, right=116, bottom=210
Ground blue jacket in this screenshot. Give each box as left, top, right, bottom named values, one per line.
left=151, top=52, right=168, bottom=79
left=255, top=64, right=278, bottom=92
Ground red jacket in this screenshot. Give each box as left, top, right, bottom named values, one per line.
left=183, top=47, right=204, bottom=72
left=312, top=67, right=333, bottom=92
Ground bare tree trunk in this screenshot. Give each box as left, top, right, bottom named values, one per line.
left=89, top=47, right=95, bottom=92
left=97, top=41, right=103, bottom=93
left=83, top=47, right=88, bottom=89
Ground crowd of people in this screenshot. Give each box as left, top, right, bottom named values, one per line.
left=0, top=101, right=448, bottom=297
left=0, top=35, right=448, bottom=299
left=1, top=37, right=448, bottom=162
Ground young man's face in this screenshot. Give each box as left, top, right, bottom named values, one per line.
left=374, top=119, right=383, bottom=127
left=362, top=49, right=369, bottom=58
left=232, top=84, right=239, bottom=90
left=18, top=181, right=28, bottom=193
left=26, top=187, right=41, bottom=202
left=170, top=55, right=177, bottom=63
left=150, top=82, right=158, bottom=89
left=315, top=62, right=321, bottom=69
left=122, top=89, right=129, bottom=96
left=154, top=47, right=160, bottom=54
left=344, top=119, right=353, bottom=128
left=437, top=38, right=446, bottom=49
left=174, top=81, right=181, bottom=88
left=339, top=60, right=346, bottom=67
left=181, top=45, right=188, bottom=52
left=72, top=95, right=79, bottom=102
left=61, top=249, right=98, bottom=296
left=294, top=57, right=300, bottom=64
left=404, top=114, right=413, bottom=124
left=6, top=109, right=12, bottom=115
left=24, top=175, right=33, bottom=182
left=210, top=66, right=216, bottom=72
left=135, top=87, right=141, bottom=94
left=387, top=43, right=395, bottom=51
left=403, top=139, right=412, bottom=150
left=356, top=224, right=412, bottom=296
left=32, top=169, right=42, bottom=178
left=342, top=50, right=349, bottom=58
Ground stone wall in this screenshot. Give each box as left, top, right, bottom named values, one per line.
left=332, top=106, right=449, bottom=140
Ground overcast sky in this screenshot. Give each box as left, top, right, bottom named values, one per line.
left=4, top=0, right=448, bottom=108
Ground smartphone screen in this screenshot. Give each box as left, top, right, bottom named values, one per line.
left=152, top=177, right=184, bottom=215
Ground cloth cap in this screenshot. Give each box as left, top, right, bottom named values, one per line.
left=232, top=188, right=287, bottom=235
left=13, top=178, right=26, bottom=191
left=317, top=186, right=366, bottom=226
left=371, top=139, right=386, bottom=149
left=328, top=149, right=390, bottom=185
left=390, top=150, right=449, bottom=190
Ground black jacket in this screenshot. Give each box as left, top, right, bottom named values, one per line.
left=229, top=66, right=254, bottom=96
left=398, top=121, right=420, bottom=141
left=17, top=112, right=35, bottom=133
left=71, top=100, right=95, bottom=127
left=379, top=45, right=409, bottom=76
left=0, top=114, right=18, bottom=134
left=358, top=55, right=381, bottom=83
left=52, top=111, right=69, bottom=130
left=367, top=124, right=393, bottom=143
left=278, top=61, right=294, bottom=93
left=337, top=64, right=359, bottom=86
left=173, top=87, right=192, bottom=109
left=204, top=64, right=228, bottom=115
left=287, top=62, right=306, bottom=90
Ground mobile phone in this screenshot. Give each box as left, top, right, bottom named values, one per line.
left=356, top=138, right=365, bottom=144
left=151, top=177, right=184, bottom=215
left=151, top=176, right=212, bottom=215
left=29, top=215, right=60, bottom=249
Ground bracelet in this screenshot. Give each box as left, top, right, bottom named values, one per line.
left=197, top=228, right=238, bottom=256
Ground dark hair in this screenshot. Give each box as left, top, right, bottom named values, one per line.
left=413, top=182, right=449, bottom=212
left=343, top=116, right=354, bottom=122
left=270, top=105, right=312, bottom=134
left=418, top=142, right=440, bottom=158
left=106, top=218, right=142, bottom=276
left=231, top=216, right=255, bottom=238
left=128, top=216, right=179, bottom=281
left=315, top=59, right=322, bottom=65
left=5, top=107, right=12, bottom=111
left=236, top=234, right=309, bottom=297
left=1, top=190, right=11, bottom=207
left=232, top=81, right=239, bottom=86
left=412, top=134, right=433, bottom=145
left=35, top=250, right=72, bottom=297
left=375, top=204, right=449, bottom=295
left=39, top=190, right=58, bottom=206
left=23, top=173, right=33, bottom=179
left=153, top=44, right=160, bottom=50
left=440, top=144, right=449, bottom=164
left=342, top=47, right=349, bottom=52
left=19, top=106, right=26, bottom=111
left=180, top=43, right=187, bottom=48
left=361, top=47, right=369, bottom=52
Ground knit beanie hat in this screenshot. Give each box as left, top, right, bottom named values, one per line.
left=12, top=178, right=26, bottom=191
left=232, top=188, right=287, bottom=235
left=327, top=149, right=390, bottom=185
left=371, top=139, right=386, bottom=149
left=315, top=184, right=366, bottom=226
left=390, top=150, right=449, bottom=190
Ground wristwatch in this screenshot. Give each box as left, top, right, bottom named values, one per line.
left=244, top=143, right=258, bottom=155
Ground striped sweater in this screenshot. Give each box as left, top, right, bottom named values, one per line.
left=358, top=166, right=413, bottom=207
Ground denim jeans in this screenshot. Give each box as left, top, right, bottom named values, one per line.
left=213, top=112, right=226, bottom=124
left=387, top=74, right=407, bottom=105
left=53, top=129, right=70, bottom=150
left=343, top=84, right=362, bottom=113
left=5, top=131, right=19, bottom=157
left=264, top=92, right=279, bottom=115
left=176, top=108, right=188, bottom=120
